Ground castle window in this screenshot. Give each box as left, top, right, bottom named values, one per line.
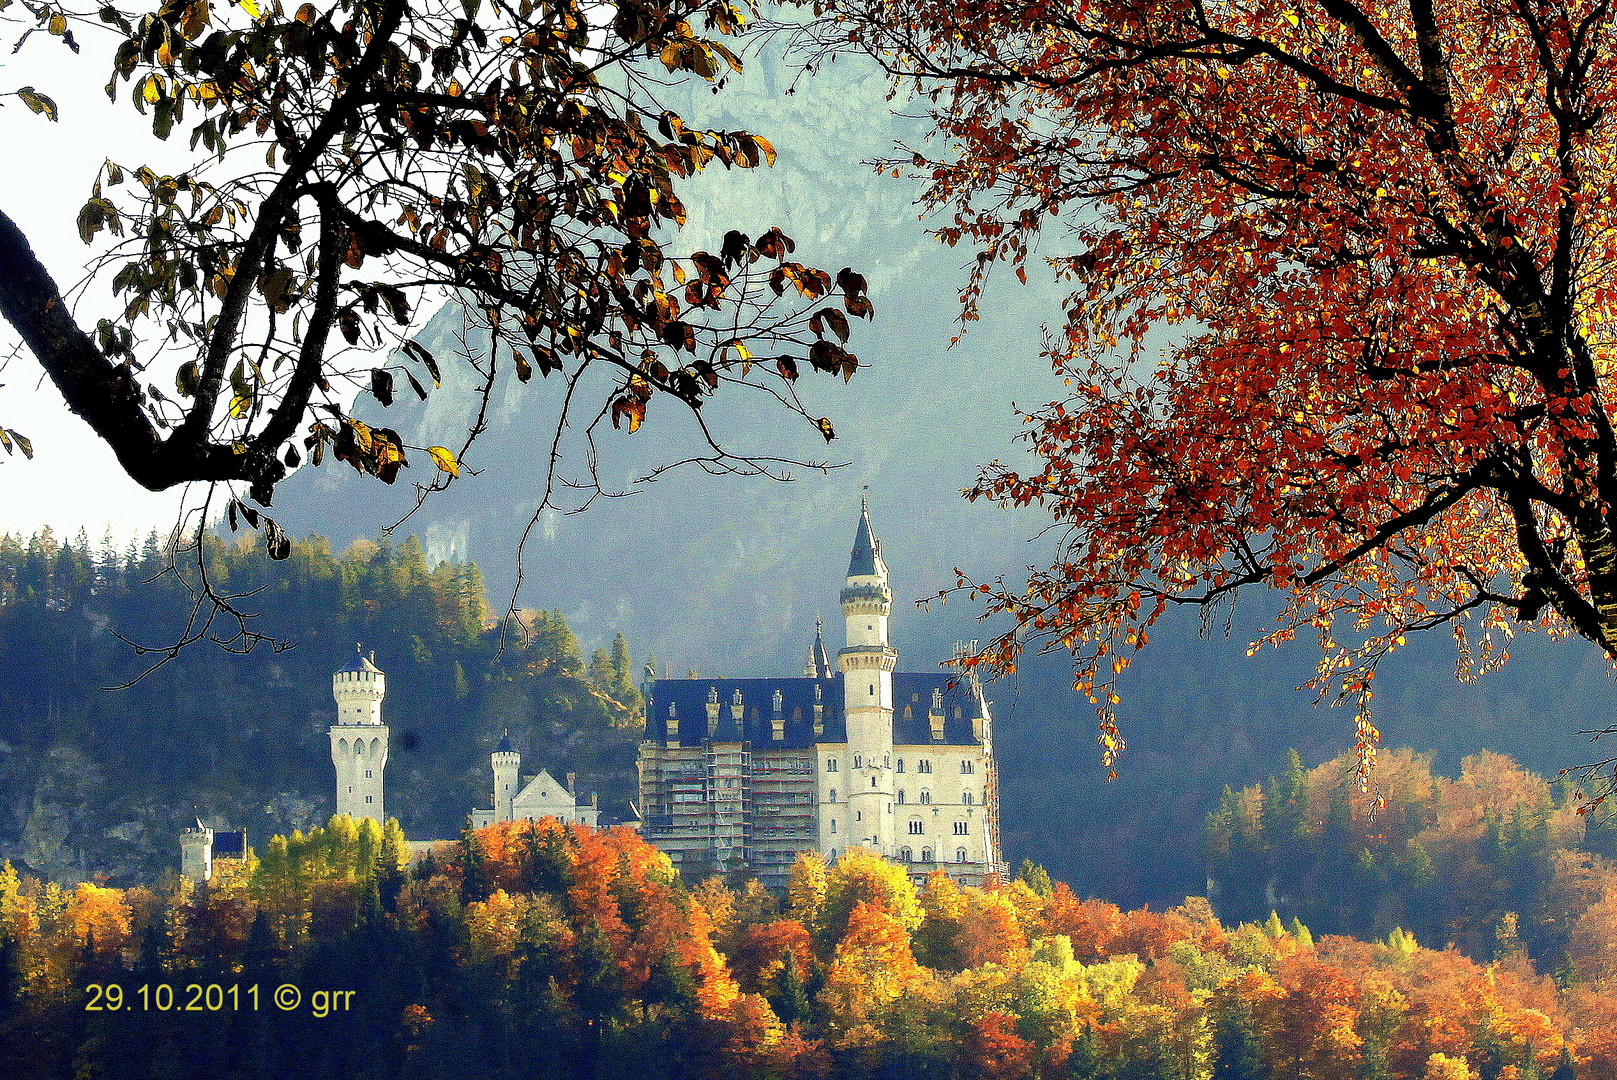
left=884, top=754, right=890, bottom=767
left=871, top=776, right=878, bottom=787
left=348, top=786, right=353, bottom=794
left=897, top=760, right=905, bottom=773
left=365, top=769, right=373, bottom=778
left=908, top=819, right=924, bottom=835
left=897, top=790, right=906, bottom=804
left=856, top=810, right=862, bottom=822
left=922, top=847, right=933, bottom=862
left=366, top=795, right=374, bottom=804
left=900, top=847, right=913, bottom=863
left=903, top=705, right=912, bottom=720
left=828, top=789, right=837, bottom=802
left=954, top=821, right=969, bottom=835
left=920, top=790, right=932, bottom=804
left=918, top=760, right=932, bottom=774
left=964, top=791, right=975, bottom=805
left=853, top=754, right=863, bottom=768
left=831, top=820, right=838, bottom=834
left=956, top=848, right=968, bottom=863
left=961, top=760, right=974, bottom=775
left=827, top=758, right=838, bottom=772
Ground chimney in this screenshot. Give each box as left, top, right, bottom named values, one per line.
left=771, top=689, right=785, bottom=742
left=706, top=687, right=720, bottom=739
left=929, top=687, right=945, bottom=742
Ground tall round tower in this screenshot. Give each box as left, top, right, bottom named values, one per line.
left=838, top=499, right=897, bottom=855
left=492, top=732, right=520, bottom=822
left=329, top=648, right=389, bottom=821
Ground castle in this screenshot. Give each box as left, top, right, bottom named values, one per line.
left=636, top=503, right=1005, bottom=890
left=182, top=647, right=593, bottom=880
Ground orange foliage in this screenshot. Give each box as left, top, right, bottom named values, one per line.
left=731, top=919, right=815, bottom=994
left=1044, top=888, right=1126, bottom=962
left=965, top=1011, right=1036, bottom=1080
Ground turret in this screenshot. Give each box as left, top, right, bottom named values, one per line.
left=332, top=647, right=386, bottom=725
left=493, top=731, right=520, bottom=822
left=330, top=647, right=389, bottom=821
left=838, top=499, right=897, bottom=854
left=180, top=821, right=213, bottom=883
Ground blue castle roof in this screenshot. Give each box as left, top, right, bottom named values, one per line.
left=644, top=673, right=983, bottom=748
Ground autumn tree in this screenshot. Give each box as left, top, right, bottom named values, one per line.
left=816, top=0, right=1617, bottom=782
left=1, top=0, right=871, bottom=548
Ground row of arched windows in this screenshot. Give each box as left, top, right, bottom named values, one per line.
left=895, top=847, right=971, bottom=864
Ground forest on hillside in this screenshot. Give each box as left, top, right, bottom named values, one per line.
left=1206, top=749, right=1617, bottom=980
left=2, top=818, right=1615, bottom=1079
left=0, top=529, right=644, bottom=882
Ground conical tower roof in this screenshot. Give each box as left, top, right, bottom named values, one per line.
left=848, top=499, right=886, bottom=579
left=811, top=617, right=831, bottom=678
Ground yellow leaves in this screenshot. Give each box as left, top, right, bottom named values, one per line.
left=16, top=87, right=58, bottom=122
left=142, top=74, right=165, bottom=104
left=234, top=0, right=260, bottom=16
left=426, top=445, right=460, bottom=477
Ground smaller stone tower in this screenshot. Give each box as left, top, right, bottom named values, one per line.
left=492, top=732, right=520, bottom=822
left=330, top=647, right=389, bottom=821
left=180, top=821, right=213, bottom=883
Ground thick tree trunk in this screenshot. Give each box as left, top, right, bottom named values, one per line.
left=0, top=205, right=285, bottom=498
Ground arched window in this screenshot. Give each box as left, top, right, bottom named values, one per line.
left=908, top=819, right=924, bottom=835
left=884, top=754, right=890, bottom=767
left=899, top=847, right=912, bottom=863
left=853, top=753, right=863, bottom=769
left=920, top=790, right=932, bottom=805
left=827, top=758, right=838, bottom=772
left=953, top=821, right=969, bottom=835
left=856, top=810, right=863, bottom=822
left=897, top=790, right=906, bottom=805
left=921, top=847, right=933, bottom=862
left=918, top=760, right=933, bottom=774
left=956, top=848, right=968, bottom=863
left=963, top=791, right=975, bottom=806
left=961, top=759, right=975, bottom=774
left=828, top=788, right=838, bottom=803
left=871, top=775, right=878, bottom=787
left=897, top=760, right=905, bottom=773
left=830, top=820, right=838, bottom=834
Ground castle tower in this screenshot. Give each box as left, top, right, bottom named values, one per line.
left=329, top=648, right=389, bottom=821
left=492, top=732, right=520, bottom=822
left=180, top=821, right=213, bottom=883
left=839, top=499, right=897, bottom=854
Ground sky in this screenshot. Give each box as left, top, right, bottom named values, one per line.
left=1, top=25, right=198, bottom=541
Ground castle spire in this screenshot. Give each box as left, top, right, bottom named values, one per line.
left=848, top=498, right=886, bottom=581
left=812, top=616, right=831, bottom=678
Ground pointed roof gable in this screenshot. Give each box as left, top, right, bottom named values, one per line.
left=511, top=769, right=574, bottom=809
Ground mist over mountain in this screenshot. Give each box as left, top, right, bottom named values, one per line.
left=269, top=44, right=1069, bottom=675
